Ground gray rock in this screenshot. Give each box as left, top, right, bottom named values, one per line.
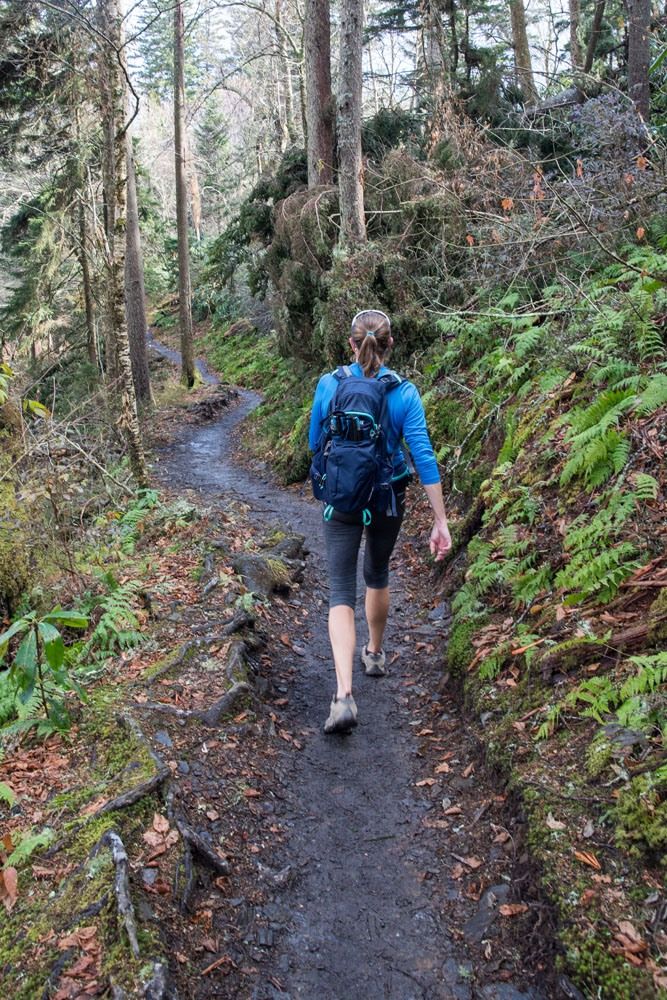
left=141, top=868, right=158, bottom=886
left=480, top=985, right=544, bottom=1000
left=177, top=760, right=190, bottom=775
left=154, top=730, right=173, bottom=749
left=463, top=883, right=510, bottom=944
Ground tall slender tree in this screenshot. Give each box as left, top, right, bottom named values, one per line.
left=626, top=0, right=651, bottom=120
left=337, top=0, right=366, bottom=244
left=509, top=0, right=538, bottom=104
left=583, top=0, right=607, bottom=74
left=125, top=144, right=152, bottom=405
left=97, top=0, right=149, bottom=486
left=304, top=0, right=334, bottom=186
left=569, top=0, right=583, bottom=69
left=174, top=0, right=196, bottom=387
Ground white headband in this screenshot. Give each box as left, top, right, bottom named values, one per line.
left=351, top=309, right=390, bottom=331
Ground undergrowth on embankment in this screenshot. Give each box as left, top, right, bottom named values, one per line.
left=205, top=236, right=667, bottom=995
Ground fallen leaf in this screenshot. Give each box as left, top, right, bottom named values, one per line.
left=206, top=810, right=220, bottom=822
left=0, top=866, right=18, bottom=912
left=499, top=903, right=529, bottom=917
left=153, top=813, right=170, bottom=834
left=451, top=863, right=465, bottom=880
left=574, top=850, right=601, bottom=870
left=434, top=762, right=450, bottom=775
left=546, top=812, right=566, bottom=832
left=279, top=634, right=291, bottom=647
left=462, top=763, right=474, bottom=778
left=244, top=788, right=261, bottom=798
left=416, top=778, right=437, bottom=787
left=452, top=853, right=483, bottom=869
left=444, top=805, right=463, bottom=816
left=493, top=830, right=511, bottom=844
left=582, top=818, right=595, bottom=839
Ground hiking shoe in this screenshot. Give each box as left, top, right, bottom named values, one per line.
left=323, top=694, right=358, bottom=734
left=361, top=645, right=386, bottom=677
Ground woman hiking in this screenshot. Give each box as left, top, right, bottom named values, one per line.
left=308, top=309, right=452, bottom=734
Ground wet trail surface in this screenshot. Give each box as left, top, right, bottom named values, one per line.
left=150, top=339, right=546, bottom=1000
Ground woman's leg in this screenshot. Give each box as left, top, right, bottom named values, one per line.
left=323, top=518, right=364, bottom=696
left=365, top=585, right=390, bottom=654
left=362, top=497, right=405, bottom=655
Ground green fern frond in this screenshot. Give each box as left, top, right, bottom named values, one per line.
left=632, top=473, right=659, bottom=501
left=636, top=374, right=667, bottom=416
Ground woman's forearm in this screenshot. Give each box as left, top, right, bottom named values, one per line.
left=424, top=481, right=448, bottom=523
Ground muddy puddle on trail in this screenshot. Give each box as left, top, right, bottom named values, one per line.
left=150, top=342, right=550, bottom=1000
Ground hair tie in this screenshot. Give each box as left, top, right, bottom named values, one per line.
left=366, top=330, right=377, bottom=340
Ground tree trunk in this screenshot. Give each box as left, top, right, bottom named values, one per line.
left=583, top=0, right=606, bottom=74
left=569, top=0, right=583, bottom=69
left=174, top=0, right=196, bottom=387
left=444, top=0, right=459, bottom=83
left=125, top=146, right=152, bottom=406
left=626, top=0, right=651, bottom=120
left=509, top=0, right=538, bottom=104
left=78, top=198, right=98, bottom=370
left=97, top=0, right=149, bottom=488
left=304, top=0, right=334, bottom=186
left=337, top=0, right=366, bottom=244
left=276, top=0, right=298, bottom=144
left=421, top=0, right=447, bottom=113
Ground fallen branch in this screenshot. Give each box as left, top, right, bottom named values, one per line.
left=94, top=769, right=171, bottom=817
left=198, top=681, right=254, bottom=726
left=103, top=830, right=140, bottom=959
left=174, top=817, right=231, bottom=876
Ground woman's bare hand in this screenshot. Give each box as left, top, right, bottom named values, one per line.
left=430, top=519, right=452, bottom=561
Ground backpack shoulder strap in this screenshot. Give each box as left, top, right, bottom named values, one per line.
left=377, top=369, right=403, bottom=391
left=333, top=365, right=354, bottom=381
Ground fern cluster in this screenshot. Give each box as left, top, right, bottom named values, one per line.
left=556, top=490, right=642, bottom=604
left=78, top=578, right=144, bottom=674
left=538, top=652, right=667, bottom=751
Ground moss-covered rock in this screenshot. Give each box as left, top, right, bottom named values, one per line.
left=615, top=774, right=667, bottom=867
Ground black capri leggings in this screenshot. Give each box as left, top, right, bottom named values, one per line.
left=323, top=492, right=406, bottom=609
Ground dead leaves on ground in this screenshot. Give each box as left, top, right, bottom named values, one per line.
left=54, top=925, right=102, bottom=999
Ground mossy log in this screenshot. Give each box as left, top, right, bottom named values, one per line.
left=538, top=609, right=667, bottom=683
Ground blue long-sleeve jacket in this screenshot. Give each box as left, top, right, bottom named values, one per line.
left=308, top=362, right=440, bottom=486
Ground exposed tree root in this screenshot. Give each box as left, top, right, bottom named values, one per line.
left=174, top=818, right=231, bottom=876
left=94, top=769, right=171, bottom=817
left=103, top=830, right=140, bottom=959
left=143, top=961, right=174, bottom=999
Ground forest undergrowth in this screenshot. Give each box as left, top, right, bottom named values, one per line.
left=2, top=90, right=667, bottom=996
left=196, top=99, right=667, bottom=998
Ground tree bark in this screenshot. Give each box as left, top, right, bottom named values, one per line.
left=583, top=0, right=606, bottom=74
left=304, top=0, right=334, bottom=186
left=626, top=0, right=651, bottom=120
left=337, top=0, right=366, bottom=244
left=568, top=0, right=583, bottom=69
left=174, top=0, right=196, bottom=387
left=78, top=198, right=98, bottom=370
left=509, top=0, right=538, bottom=104
left=97, top=0, right=149, bottom=488
left=275, top=0, right=298, bottom=144
left=125, top=146, right=152, bottom=406
left=421, top=0, right=447, bottom=112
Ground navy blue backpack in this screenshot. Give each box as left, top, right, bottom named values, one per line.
left=310, top=366, right=402, bottom=523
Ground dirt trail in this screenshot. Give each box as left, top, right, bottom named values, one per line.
left=150, top=339, right=549, bottom=1000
